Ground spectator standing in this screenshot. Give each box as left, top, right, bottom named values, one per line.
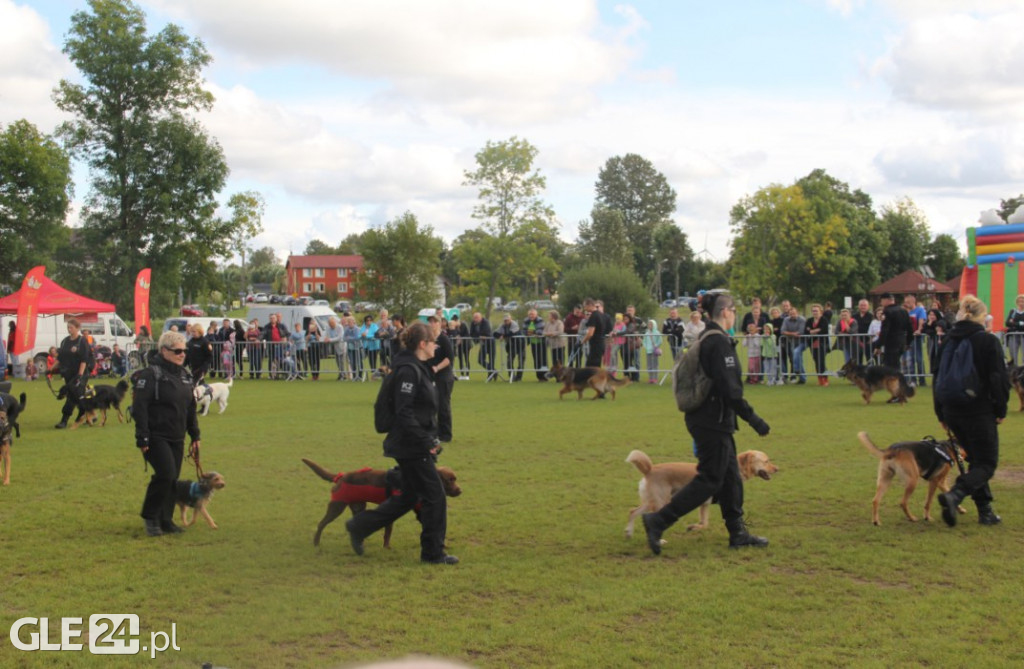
left=852, top=299, right=875, bottom=364
left=643, top=318, right=663, bottom=384
left=290, top=322, right=308, bottom=378
left=344, top=316, right=363, bottom=380
left=246, top=319, right=264, bottom=379
left=522, top=308, right=547, bottom=380
left=262, top=314, right=288, bottom=379
left=306, top=320, right=322, bottom=380
left=543, top=310, right=566, bottom=369
left=135, top=325, right=154, bottom=368
left=470, top=312, right=495, bottom=381
left=761, top=323, right=779, bottom=385
left=427, top=316, right=455, bottom=443
left=1004, top=294, right=1024, bottom=366
left=495, top=314, right=523, bottom=381
left=781, top=306, right=807, bottom=384
left=185, top=324, right=213, bottom=386
left=682, top=310, right=706, bottom=349
left=323, top=316, right=346, bottom=380
left=563, top=305, right=584, bottom=367
left=662, top=308, right=685, bottom=360
left=834, top=308, right=859, bottom=365
left=361, top=315, right=381, bottom=374
left=448, top=314, right=471, bottom=380
left=805, top=303, right=830, bottom=386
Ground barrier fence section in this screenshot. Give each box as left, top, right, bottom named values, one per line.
left=23, top=330, right=1009, bottom=386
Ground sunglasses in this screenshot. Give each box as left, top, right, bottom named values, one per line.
left=164, top=347, right=187, bottom=355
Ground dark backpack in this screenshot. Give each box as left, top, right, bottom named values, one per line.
left=672, top=329, right=727, bottom=412
left=934, top=332, right=982, bottom=405
left=373, top=363, right=426, bottom=434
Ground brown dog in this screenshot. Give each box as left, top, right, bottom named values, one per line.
left=1008, top=364, right=1024, bottom=411
left=624, top=449, right=778, bottom=539
left=837, top=360, right=915, bottom=404
left=858, top=432, right=966, bottom=525
left=174, top=472, right=227, bottom=529
left=302, top=458, right=462, bottom=548
left=0, top=409, right=13, bottom=486
left=545, top=361, right=630, bottom=400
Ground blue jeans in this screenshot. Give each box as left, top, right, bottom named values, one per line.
left=788, top=341, right=806, bottom=381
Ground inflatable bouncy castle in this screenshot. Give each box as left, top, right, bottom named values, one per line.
left=960, top=207, right=1024, bottom=333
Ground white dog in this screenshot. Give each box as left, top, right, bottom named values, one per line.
left=194, top=378, right=232, bottom=416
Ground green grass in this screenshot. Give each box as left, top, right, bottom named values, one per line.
left=1, top=374, right=1022, bottom=668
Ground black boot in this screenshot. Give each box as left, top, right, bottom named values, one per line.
left=977, top=503, right=1002, bottom=526
left=727, top=519, right=769, bottom=549
left=937, top=488, right=966, bottom=527
left=143, top=518, right=163, bottom=537
left=641, top=513, right=665, bottom=556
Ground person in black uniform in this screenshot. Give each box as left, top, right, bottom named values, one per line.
left=470, top=312, right=495, bottom=381
left=642, top=292, right=772, bottom=555
left=428, top=315, right=455, bottom=443
left=873, top=292, right=912, bottom=369
left=49, top=318, right=95, bottom=429
left=346, top=321, right=457, bottom=565
left=185, top=324, right=213, bottom=386
left=582, top=298, right=610, bottom=368
left=132, top=331, right=200, bottom=537
left=935, top=295, right=1009, bottom=527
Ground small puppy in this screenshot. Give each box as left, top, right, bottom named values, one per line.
left=624, top=449, right=778, bottom=539
left=174, top=472, right=226, bottom=528
left=0, top=392, right=27, bottom=439
left=0, top=409, right=14, bottom=485
left=858, top=431, right=966, bottom=525
left=302, top=458, right=462, bottom=548
left=194, top=378, right=232, bottom=416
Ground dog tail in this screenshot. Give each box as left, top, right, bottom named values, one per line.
left=18, top=392, right=26, bottom=410
left=301, top=458, right=336, bottom=482
left=609, top=375, right=631, bottom=387
left=899, top=375, right=916, bottom=398
left=625, top=449, right=653, bottom=475
left=857, top=431, right=886, bottom=459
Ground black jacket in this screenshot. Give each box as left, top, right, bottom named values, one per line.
left=132, top=356, right=200, bottom=448
left=875, top=304, right=912, bottom=352
left=685, top=322, right=758, bottom=434
left=56, top=334, right=94, bottom=381
left=185, top=335, right=212, bottom=372
left=383, top=351, right=438, bottom=459
left=933, top=320, right=1009, bottom=422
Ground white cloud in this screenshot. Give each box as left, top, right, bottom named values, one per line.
left=150, top=0, right=639, bottom=123
left=0, top=0, right=72, bottom=130
left=872, top=7, right=1024, bottom=113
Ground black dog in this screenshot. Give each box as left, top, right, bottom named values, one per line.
left=0, top=392, right=27, bottom=439
left=58, top=380, right=130, bottom=428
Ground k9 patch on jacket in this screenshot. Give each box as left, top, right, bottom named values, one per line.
left=724, top=355, right=737, bottom=368
left=400, top=381, right=415, bottom=394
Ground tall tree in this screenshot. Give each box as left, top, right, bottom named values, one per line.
left=652, top=221, right=695, bottom=300
left=53, top=0, right=229, bottom=313
left=304, top=239, right=336, bottom=255
left=337, top=232, right=365, bottom=255
left=878, top=197, right=930, bottom=275
left=0, top=120, right=72, bottom=284
left=461, top=136, right=557, bottom=317
left=926, top=234, right=965, bottom=283
left=594, top=153, right=677, bottom=281
left=226, top=190, right=265, bottom=297
left=355, top=212, right=443, bottom=319
left=575, top=207, right=632, bottom=267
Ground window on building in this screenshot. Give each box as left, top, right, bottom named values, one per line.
left=303, top=268, right=311, bottom=278
left=316, top=283, right=325, bottom=292
left=338, top=268, right=348, bottom=278
left=314, top=268, right=325, bottom=278
left=303, top=283, right=313, bottom=293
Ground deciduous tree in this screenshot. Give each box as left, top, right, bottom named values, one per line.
left=356, top=212, right=443, bottom=319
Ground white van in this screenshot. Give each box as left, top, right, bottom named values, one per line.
left=245, top=305, right=340, bottom=335
left=0, top=311, right=135, bottom=369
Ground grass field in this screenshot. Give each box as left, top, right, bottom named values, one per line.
left=1, top=372, right=1022, bottom=668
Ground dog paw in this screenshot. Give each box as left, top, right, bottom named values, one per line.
left=957, top=506, right=967, bottom=514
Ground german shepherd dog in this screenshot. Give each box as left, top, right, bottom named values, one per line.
left=58, top=380, right=130, bottom=428
left=1007, top=364, right=1024, bottom=411
left=0, top=392, right=27, bottom=439
left=545, top=361, right=631, bottom=400
left=837, top=360, right=915, bottom=404
left=858, top=432, right=966, bottom=525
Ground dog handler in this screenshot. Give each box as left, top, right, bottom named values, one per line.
left=50, top=318, right=94, bottom=429
left=346, top=321, right=458, bottom=565
left=642, top=292, right=772, bottom=554
left=935, top=295, right=1009, bottom=527
left=132, top=331, right=201, bottom=537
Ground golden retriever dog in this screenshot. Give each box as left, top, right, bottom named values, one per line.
left=858, top=432, right=966, bottom=525
left=545, top=361, right=630, bottom=400
left=624, top=449, right=778, bottom=539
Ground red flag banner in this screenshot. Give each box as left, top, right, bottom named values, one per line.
left=134, top=268, right=152, bottom=335
left=11, top=265, right=46, bottom=355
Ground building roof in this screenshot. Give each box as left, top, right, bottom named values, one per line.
left=285, top=255, right=364, bottom=270
left=868, top=269, right=954, bottom=296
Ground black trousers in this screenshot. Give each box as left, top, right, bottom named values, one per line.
left=347, top=455, right=447, bottom=561
left=529, top=340, right=547, bottom=380
left=436, top=375, right=454, bottom=442
left=653, top=427, right=744, bottom=528
left=248, top=343, right=263, bottom=378
left=59, top=375, right=81, bottom=422
left=585, top=342, right=604, bottom=368
left=140, top=437, right=184, bottom=523
left=881, top=344, right=903, bottom=369
left=945, top=413, right=999, bottom=506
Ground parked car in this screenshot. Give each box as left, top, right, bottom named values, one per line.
left=180, top=304, right=205, bottom=317
left=311, top=299, right=329, bottom=307
left=246, top=293, right=256, bottom=303
left=661, top=299, right=677, bottom=308
left=527, top=299, right=555, bottom=311
left=452, top=302, right=472, bottom=312
left=269, top=294, right=282, bottom=304
left=334, top=300, right=352, bottom=313
left=283, top=295, right=298, bottom=305
left=501, top=300, right=520, bottom=312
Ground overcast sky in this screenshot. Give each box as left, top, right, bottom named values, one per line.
left=3, top=0, right=1023, bottom=264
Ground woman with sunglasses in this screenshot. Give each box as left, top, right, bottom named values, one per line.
left=132, top=330, right=201, bottom=537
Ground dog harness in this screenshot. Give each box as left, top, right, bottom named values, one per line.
left=330, top=468, right=394, bottom=505
left=921, top=441, right=954, bottom=480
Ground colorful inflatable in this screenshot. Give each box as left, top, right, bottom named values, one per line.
left=960, top=222, right=1024, bottom=332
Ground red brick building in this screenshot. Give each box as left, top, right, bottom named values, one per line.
left=285, top=255, right=364, bottom=298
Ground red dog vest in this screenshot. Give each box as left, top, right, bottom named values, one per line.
left=330, top=468, right=392, bottom=505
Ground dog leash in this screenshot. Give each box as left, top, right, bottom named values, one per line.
left=187, top=441, right=204, bottom=479
left=942, top=429, right=967, bottom=476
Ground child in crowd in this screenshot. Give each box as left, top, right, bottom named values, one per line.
left=761, top=323, right=778, bottom=385
left=25, top=358, right=38, bottom=381
left=221, top=331, right=235, bottom=381
left=744, top=323, right=761, bottom=384
left=282, top=342, right=300, bottom=381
